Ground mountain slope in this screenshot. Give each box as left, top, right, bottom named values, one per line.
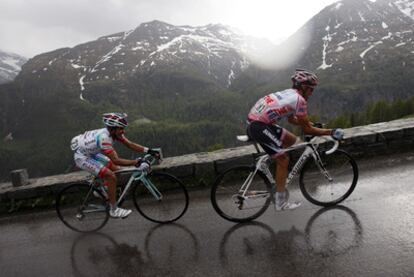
left=259, top=0, right=414, bottom=118
left=16, top=20, right=273, bottom=102
left=1, top=0, right=414, bottom=179
left=0, top=50, right=27, bottom=84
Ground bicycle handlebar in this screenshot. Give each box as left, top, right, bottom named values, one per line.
left=325, top=138, right=339, bottom=155
left=139, top=147, right=163, bottom=165
left=142, top=153, right=161, bottom=165
left=114, top=149, right=162, bottom=174
left=311, top=136, right=339, bottom=155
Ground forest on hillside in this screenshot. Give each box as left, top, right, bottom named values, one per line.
left=1, top=95, right=414, bottom=181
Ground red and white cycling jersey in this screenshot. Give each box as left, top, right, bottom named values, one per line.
left=248, top=88, right=307, bottom=125
left=71, top=128, right=125, bottom=156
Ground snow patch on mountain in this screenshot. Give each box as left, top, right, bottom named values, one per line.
left=38, top=21, right=273, bottom=92
left=3, top=57, right=22, bottom=71
left=394, top=0, right=414, bottom=21
left=360, top=41, right=383, bottom=58
left=0, top=50, right=27, bottom=84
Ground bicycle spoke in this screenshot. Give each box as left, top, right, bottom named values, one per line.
left=56, top=183, right=109, bottom=232
left=300, top=150, right=358, bottom=206
left=133, top=172, right=189, bottom=223
left=211, top=166, right=272, bottom=222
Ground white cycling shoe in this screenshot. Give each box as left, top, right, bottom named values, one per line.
left=274, top=191, right=301, bottom=211
left=275, top=200, right=302, bottom=211
left=110, top=207, right=132, bottom=219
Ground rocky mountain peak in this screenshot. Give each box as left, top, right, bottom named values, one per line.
left=16, top=20, right=275, bottom=99
left=0, top=50, right=27, bottom=84
left=392, top=0, right=414, bottom=20
left=276, top=0, right=414, bottom=72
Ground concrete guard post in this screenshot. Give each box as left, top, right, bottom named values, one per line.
left=10, top=169, right=30, bottom=187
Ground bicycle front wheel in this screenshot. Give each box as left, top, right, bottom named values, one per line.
left=211, top=166, right=272, bottom=223
left=133, top=172, right=189, bottom=223
left=299, top=149, right=358, bottom=207
left=56, top=183, right=109, bottom=232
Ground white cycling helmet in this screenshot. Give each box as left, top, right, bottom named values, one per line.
left=103, top=112, right=128, bottom=128
left=291, top=68, right=318, bottom=87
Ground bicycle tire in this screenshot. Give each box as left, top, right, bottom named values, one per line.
left=56, top=183, right=109, bottom=232
left=133, top=172, right=189, bottom=223
left=305, top=205, right=363, bottom=256
left=144, top=223, right=199, bottom=265
left=219, top=222, right=277, bottom=267
left=211, top=165, right=273, bottom=223
left=299, top=149, right=358, bottom=207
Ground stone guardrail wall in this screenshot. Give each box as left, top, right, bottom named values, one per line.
left=1, top=117, right=414, bottom=204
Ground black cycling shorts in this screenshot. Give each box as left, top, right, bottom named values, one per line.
left=247, top=121, right=286, bottom=157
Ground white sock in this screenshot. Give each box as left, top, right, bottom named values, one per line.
left=275, top=191, right=286, bottom=202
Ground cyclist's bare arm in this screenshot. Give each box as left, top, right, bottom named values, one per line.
left=119, top=136, right=147, bottom=153
left=288, top=115, right=301, bottom=125
left=289, top=115, right=331, bottom=136
left=105, top=150, right=136, bottom=167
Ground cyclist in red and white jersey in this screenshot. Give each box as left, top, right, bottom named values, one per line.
left=247, top=69, right=344, bottom=211
left=70, top=113, right=160, bottom=218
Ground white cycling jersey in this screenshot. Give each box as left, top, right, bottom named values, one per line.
left=71, top=128, right=126, bottom=177
left=248, top=88, right=307, bottom=125
left=71, top=128, right=125, bottom=156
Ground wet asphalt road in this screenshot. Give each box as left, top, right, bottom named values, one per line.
left=1, top=151, right=414, bottom=277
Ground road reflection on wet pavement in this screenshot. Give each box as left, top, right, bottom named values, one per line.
left=1, top=152, right=414, bottom=276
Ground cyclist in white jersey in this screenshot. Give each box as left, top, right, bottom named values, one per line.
left=70, top=113, right=160, bottom=218
left=247, top=69, right=344, bottom=211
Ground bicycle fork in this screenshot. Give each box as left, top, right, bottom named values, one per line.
left=141, top=178, right=163, bottom=201
left=116, top=173, right=164, bottom=207
left=312, top=150, right=333, bottom=182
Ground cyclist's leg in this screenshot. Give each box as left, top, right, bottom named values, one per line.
left=75, top=153, right=116, bottom=204
left=247, top=122, right=300, bottom=210
left=97, top=166, right=117, bottom=205
left=248, top=122, right=287, bottom=186
left=274, top=130, right=301, bottom=210
left=75, top=153, right=107, bottom=178
left=94, top=154, right=117, bottom=200
left=94, top=154, right=131, bottom=218
left=274, top=129, right=297, bottom=192
left=98, top=165, right=132, bottom=218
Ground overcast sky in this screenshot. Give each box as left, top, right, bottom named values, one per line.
left=0, top=0, right=338, bottom=58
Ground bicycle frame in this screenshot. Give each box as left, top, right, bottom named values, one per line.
left=239, top=136, right=338, bottom=198
left=114, top=169, right=163, bottom=206
left=86, top=154, right=163, bottom=206
left=85, top=166, right=163, bottom=208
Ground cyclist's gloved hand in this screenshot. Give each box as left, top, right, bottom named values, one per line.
left=135, top=158, right=143, bottom=167
left=135, top=159, right=151, bottom=172
left=331, top=128, right=344, bottom=140
left=147, top=148, right=161, bottom=158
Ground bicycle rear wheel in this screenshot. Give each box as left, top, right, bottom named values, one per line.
left=56, top=183, right=109, bottom=232
left=211, top=166, right=272, bottom=223
left=299, top=149, right=358, bottom=207
left=133, top=172, right=189, bottom=223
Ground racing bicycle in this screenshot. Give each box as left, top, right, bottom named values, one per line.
left=211, top=134, right=358, bottom=223
left=56, top=153, right=189, bottom=232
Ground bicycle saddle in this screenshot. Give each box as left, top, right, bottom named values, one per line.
left=236, top=135, right=251, bottom=142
